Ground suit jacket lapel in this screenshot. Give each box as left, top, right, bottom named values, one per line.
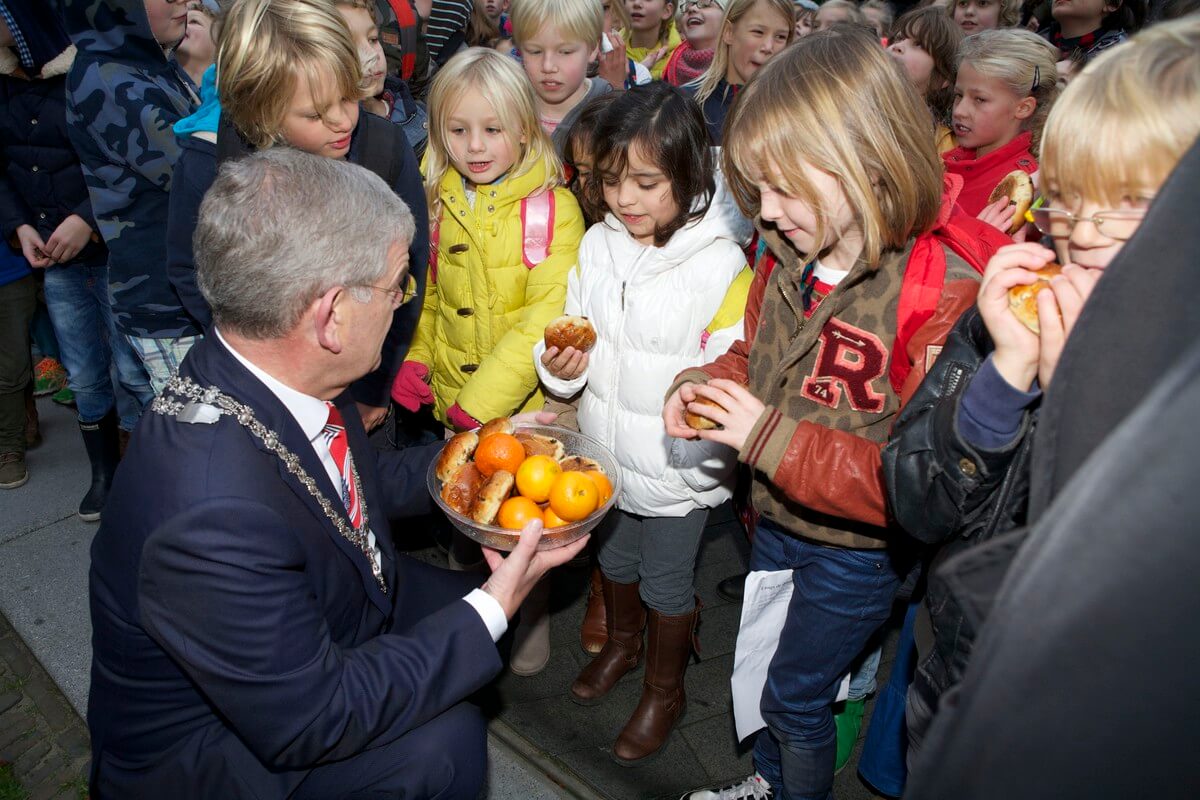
left=193, top=338, right=393, bottom=615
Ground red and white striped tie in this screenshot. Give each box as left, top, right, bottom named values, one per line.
left=322, top=403, right=363, bottom=528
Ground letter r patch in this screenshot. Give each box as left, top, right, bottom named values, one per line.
left=800, top=320, right=888, bottom=413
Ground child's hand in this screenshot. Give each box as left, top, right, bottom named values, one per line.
left=15, top=225, right=52, bottom=268
left=1037, top=263, right=1101, bottom=390
left=689, top=379, right=765, bottom=452
left=977, top=243, right=1055, bottom=392
left=44, top=214, right=93, bottom=264
left=641, top=46, right=668, bottom=69
left=541, top=345, right=588, bottom=381
left=663, top=381, right=700, bottom=440
left=598, top=30, right=629, bottom=90
left=977, top=198, right=1017, bottom=235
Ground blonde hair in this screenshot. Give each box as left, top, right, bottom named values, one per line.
left=510, top=0, right=604, bottom=47
left=861, top=0, right=895, bottom=36
left=723, top=26, right=943, bottom=266
left=693, top=0, right=795, bottom=103
left=817, top=0, right=868, bottom=26
left=607, top=0, right=633, bottom=29
left=957, top=29, right=1059, bottom=150
left=1041, top=15, right=1200, bottom=208
left=624, top=0, right=678, bottom=48
left=217, top=0, right=363, bottom=149
left=334, top=0, right=380, bottom=24
left=424, top=48, right=563, bottom=223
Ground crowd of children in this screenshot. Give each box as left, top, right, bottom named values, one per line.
left=3, top=0, right=1199, bottom=797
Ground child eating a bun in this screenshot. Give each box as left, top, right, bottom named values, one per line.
left=883, top=14, right=1200, bottom=757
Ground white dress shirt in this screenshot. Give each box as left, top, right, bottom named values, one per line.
left=215, top=330, right=508, bottom=641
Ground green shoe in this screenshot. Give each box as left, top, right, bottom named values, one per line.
left=834, top=697, right=866, bottom=773
left=33, top=357, right=67, bottom=396
left=51, top=386, right=75, bottom=407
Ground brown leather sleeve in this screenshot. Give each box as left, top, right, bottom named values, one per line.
left=898, top=278, right=980, bottom=408
left=741, top=407, right=888, bottom=527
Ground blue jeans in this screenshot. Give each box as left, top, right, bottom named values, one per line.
left=42, top=263, right=153, bottom=428
left=750, top=521, right=902, bottom=800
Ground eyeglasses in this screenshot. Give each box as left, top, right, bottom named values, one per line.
left=1026, top=207, right=1148, bottom=242
left=680, top=0, right=719, bottom=11
left=358, top=273, right=418, bottom=308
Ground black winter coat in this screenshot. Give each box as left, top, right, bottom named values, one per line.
left=881, top=306, right=1035, bottom=740
left=0, top=69, right=106, bottom=266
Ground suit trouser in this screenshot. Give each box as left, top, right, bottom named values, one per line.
left=291, top=556, right=490, bottom=799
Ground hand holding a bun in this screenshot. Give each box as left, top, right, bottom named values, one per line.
left=664, top=379, right=764, bottom=451
left=541, top=344, right=589, bottom=381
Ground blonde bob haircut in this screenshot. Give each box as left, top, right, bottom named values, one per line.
left=943, top=0, right=1021, bottom=29
left=957, top=29, right=1058, bottom=151
left=722, top=26, right=943, bottom=268
left=1040, top=15, right=1200, bottom=209
left=510, top=0, right=604, bottom=48
left=692, top=0, right=795, bottom=104
left=217, top=0, right=364, bottom=150
left=424, top=48, right=563, bottom=222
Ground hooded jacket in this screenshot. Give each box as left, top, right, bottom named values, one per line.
left=62, top=0, right=199, bottom=338
left=406, top=161, right=584, bottom=426
left=0, top=1, right=104, bottom=267
left=535, top=170, right=752, bottom=517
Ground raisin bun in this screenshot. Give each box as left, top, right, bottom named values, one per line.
left=544, top=315, right=597, bottom=352
left=435, top=431, right=478, bottom=483
left=988, top=170, right=1035, bottom=235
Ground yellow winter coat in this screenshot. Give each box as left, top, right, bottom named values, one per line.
left=407, top=162, right=585, bottom=426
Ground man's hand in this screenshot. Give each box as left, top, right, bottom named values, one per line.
left=44, top=214, right=93, bottom=264
left=15, top=225, right=52, bottom=268
left=541, top=345, right=588, bottom=381
left=355, top=402, right=390, bottom=433
left=597, top=30, right=629, bottom=89
left=688, top=379, right=765, bottom=452
left=481, top=520, right=589, bottom=618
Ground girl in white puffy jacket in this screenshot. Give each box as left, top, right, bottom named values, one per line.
left=534, top=82, right=751, bottom=764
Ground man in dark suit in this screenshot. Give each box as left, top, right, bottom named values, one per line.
left=86, top=149, right=587, bottom=799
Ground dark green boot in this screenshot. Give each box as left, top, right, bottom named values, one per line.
left=834, top=697, right=867, bottom=773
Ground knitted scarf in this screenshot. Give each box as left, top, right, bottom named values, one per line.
left=664, top=42, right=713, bottom=87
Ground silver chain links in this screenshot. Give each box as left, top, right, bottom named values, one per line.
left=151, top=376, right=387, bottom=594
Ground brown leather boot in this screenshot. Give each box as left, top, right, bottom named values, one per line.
left=612, top=605, right=699, bottom=765
left=580, top=564, right=607, bottom=655
left=570, top=577, right=644, bottom=705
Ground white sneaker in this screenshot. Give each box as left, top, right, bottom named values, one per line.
left=682, top=772, right=773, bottom=800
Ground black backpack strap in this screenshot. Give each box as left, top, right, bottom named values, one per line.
left=358, top=112, right=404, bottom=189
left=215, top=113, right=254, bottom=166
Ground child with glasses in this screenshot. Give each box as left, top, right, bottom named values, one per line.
left=882, top=14, right=1200, bottom=758
left=662, top=0, right=727, bottom=86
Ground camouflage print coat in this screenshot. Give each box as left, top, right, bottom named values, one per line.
left=62, top=0, right=200, bottom=339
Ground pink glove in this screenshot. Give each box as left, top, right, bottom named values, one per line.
left=446, top=402, right=481, bottom=432
left=390, top=361, right=434, bottom=412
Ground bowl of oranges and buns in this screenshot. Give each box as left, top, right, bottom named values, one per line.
left=427, top=417, right=621, bottom=551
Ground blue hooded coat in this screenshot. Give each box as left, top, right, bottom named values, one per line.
left=62, top=0, right=200, bottom=338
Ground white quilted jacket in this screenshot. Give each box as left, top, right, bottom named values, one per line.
left=534, top=172, right=752, bottom=516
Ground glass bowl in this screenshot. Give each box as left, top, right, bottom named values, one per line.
left=427, top=424, right=622, bottom=551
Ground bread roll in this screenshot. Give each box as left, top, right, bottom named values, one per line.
left=471, top=470, right=515, bottom=525
left=987, top=170, right=1035, bottom=235
left=559, top=455, right=604, bottom=473
left=1007, top=263, right=1062, bottom=334
left=516, top=432, right=565, bottom=460
left=544, top=315, right=597, bottom=353
left=478, top=416, right=514, bottom=440
left=435, top=431, right=479, bottom=483
left=441, top=462, right=483, bottom=516
left=685, top=397, right=726, bottom=431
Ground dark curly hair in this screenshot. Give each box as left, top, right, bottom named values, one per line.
left=585, top=83, right=714, bottom=247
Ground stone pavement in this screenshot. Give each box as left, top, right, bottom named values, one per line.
left=0, top=398, right=900, bottom=799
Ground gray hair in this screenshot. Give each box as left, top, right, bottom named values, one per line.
left=195, top=148, right=416, bottom=339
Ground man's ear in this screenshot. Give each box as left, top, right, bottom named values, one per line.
left=1014, top=94, right=1037, bottom=122
left=313, top=286, right=346, bottom=355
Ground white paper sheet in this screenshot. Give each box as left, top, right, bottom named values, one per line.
left=730, top=569, right=850, bottom=743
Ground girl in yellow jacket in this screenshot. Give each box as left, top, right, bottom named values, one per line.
left=393, top=48, right=585, bottom=431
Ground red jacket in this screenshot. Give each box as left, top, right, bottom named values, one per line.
left=942, top=131, right=1037, bottom=217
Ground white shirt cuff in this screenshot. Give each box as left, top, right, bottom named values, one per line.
left=463, top=588, right=509, bottom=642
